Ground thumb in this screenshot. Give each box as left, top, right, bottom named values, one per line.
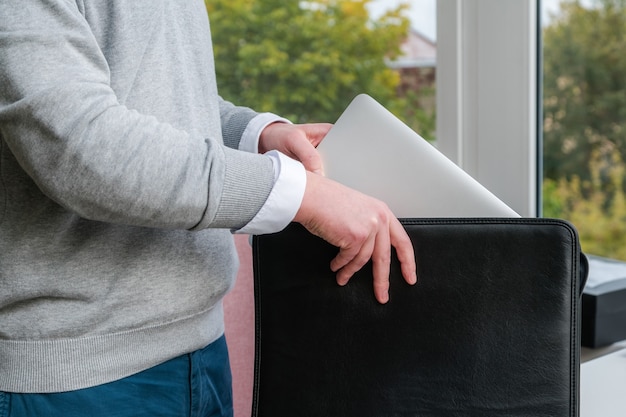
left=291, top=139, right=324, bottom=175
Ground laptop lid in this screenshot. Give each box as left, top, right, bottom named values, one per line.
left=316, top=94, right=519, bottom=218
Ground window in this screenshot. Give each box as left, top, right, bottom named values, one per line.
left=436, top=0, right=625, bottom=258
left=541, top=0, right=626, bottom=260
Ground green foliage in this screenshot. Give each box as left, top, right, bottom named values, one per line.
left=390, top=88, right=436, bottom=142
left=543, top=148, right=626, bottom=260
left=205, top=0, right=411, bottom=123
left=543, top=0, right=626, bottom=259
left=543, top=0, right=626, bottom=185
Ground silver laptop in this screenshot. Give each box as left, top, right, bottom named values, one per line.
left=316, top=94, right=519, bottom=218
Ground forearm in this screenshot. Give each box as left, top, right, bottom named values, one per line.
left=0, top=0, right=275, bottom=230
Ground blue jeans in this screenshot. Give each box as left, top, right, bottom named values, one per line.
left=0, top=335, right=233, bottom=417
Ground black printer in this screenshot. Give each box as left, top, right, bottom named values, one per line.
left=582, top=256, right=626, bottom=348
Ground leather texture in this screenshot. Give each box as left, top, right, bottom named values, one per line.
left=252, top=219, right=586, bottom=417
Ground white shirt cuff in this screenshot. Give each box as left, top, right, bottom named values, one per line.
left=239, top=113, right=292, bottom=154
left=234, top=150, right=306, bottom=235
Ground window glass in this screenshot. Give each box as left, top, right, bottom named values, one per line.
left=368, top=0, right=437, bottom=141
left=208, top=0, right=436, bottom=140
left=541, top=0, right=626, bottom=260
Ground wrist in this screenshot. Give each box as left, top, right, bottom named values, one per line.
left=294, top=171, right=314, bottom=224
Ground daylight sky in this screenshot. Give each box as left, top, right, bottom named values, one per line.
left=367, top=0, right=437, bottom=40
left=366, top=0, right=588, bottom=42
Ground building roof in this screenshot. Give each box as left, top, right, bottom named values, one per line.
left=387, top=28, right=437, bottom=69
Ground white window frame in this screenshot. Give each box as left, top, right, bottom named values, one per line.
left=436, top=0, right=539, bottom=217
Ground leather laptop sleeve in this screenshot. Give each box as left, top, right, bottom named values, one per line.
left=252, top=219, right=588, bottom=417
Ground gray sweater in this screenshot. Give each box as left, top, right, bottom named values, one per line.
left=0, top=0, right=277, bottom=393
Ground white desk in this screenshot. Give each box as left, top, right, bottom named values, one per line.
left=581, top=341, right=626, bottom=416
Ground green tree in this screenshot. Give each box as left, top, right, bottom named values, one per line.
left=205, top=0, right=410, bottom=123
left=395, top=88, right=436, bottom=142
left=543, top=148, right=626, bottom=260
left=543, top=0, right=626, bottom=187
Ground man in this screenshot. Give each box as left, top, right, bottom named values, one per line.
left=0, top=1, right=416, bottom=415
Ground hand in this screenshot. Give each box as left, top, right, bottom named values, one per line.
left=258, top=122, right=332, bottom=174
left=294, top=171, right=417, bottom=304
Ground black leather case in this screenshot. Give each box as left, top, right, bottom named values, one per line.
left=252, top=219, right=587, bottom=417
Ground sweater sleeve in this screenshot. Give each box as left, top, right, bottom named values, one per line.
left=219, top=96, right=259, bottom=151
left=0, top=0, right=275, bottom=231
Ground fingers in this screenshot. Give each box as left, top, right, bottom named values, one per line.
left=258, top=123, right=330, bottom=175
left=390, top=218, right=418, bottom=285
left=331, top=232, right=390, bottom=304
left=370, top=225, right=392, bottom=304
left=289, top=137, right=324, bottom=175
left=331, top=229, right=376, bottom=285
left=330, top=215, right=414, bottom=305
left=294, top=172, right=416, bottom=304
left=302, top=123, right=333, bottom=147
